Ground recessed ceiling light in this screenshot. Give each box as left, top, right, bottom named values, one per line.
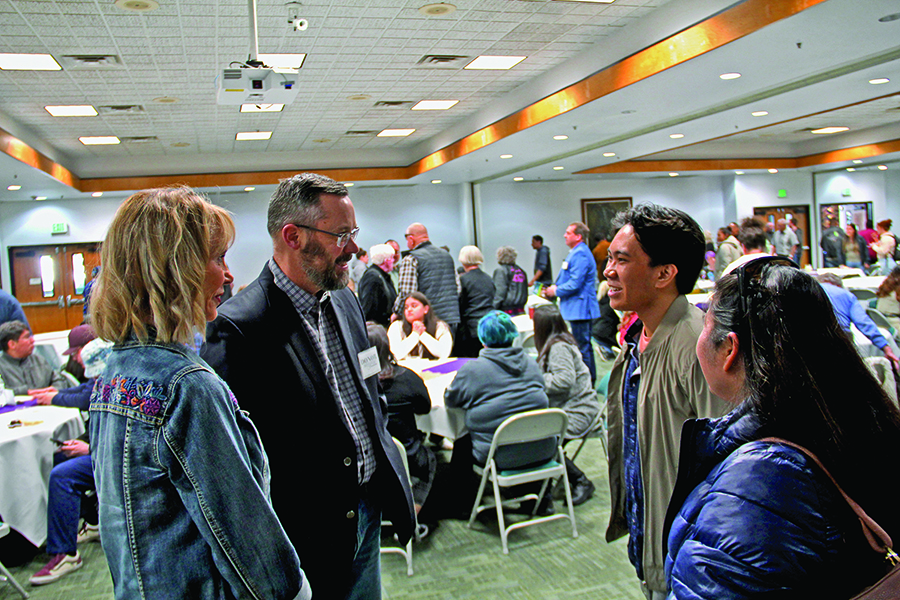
left=669, top=172, right=679, bottom=177
left=244, top=187, right=255, bottom=191
left=114, top=0, right=159, bottom=11
left=852, top=159, right=863, bottom=164
left=45, top=105, right=97, bottom=117
left=235, top=131, right=272, bottom=141
left=240, top=103, right=285, bottom=113
left=92, top=192, right=103, bottom=197
left=768, top=168, right=778, bottom=173
left=79, top=136, right=120, bottom=145
left=500, top=154, right=513, bottom=159
left=878, top=165, right=888, bottom=170
left=412, top=100, right=459, bottom=110
left=669, top=133, right=684, bottom=139
left=346, top=94, right=371, bottom=101
left=847, top=168, right=856, bottom=172
left=152, top=96, right=179, bottom=104
left=552, top=0, right=616, bottom=3
left=258, top=53, right=306, bottom=72
left=171, top=141, right=191, bottom=147
left=0, top=53, right=61, bottom=70
left=553, top=166, right=564, bottom=170
left=35, top=196, right=47, bottom=201
left=7, top=185, right=21, bottom=191
left=513, top=177, right=524, bottom=181
left=344, top=182, right=355, bottom=187
left=751, top=111, right=768, bottom=117
left=735, top=171, right=744, bottom=175
left=464, top=55, right=526, bottom=70
left=419, top=2, right=457, bottom=16
left=811, top=126, right=849, bottom=134
left=878, top=12, right=900, bottom=23
left=431, top=179, right=442, bottom=184
left=603, top=152, right=616, bottom=157
left=377, top=128, right=415, bottom=137
left=553, top=135, right=568, bottom=140
left=719, top=72, right=741, bottom=80
left=869, top=78, right=890, bottom=85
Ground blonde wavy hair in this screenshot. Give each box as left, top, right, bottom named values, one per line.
left=91, top=187, right=235, bottom=345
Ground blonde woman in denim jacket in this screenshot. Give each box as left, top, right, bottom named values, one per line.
left=89, top=188, right=309, bottom=600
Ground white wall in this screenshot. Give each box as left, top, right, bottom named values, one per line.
left=476, top=176, right=728, bottom=274
left=2, top=170, right=897, bottom=294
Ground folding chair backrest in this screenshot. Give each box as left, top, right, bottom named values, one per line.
left=489, top=409, right=567, bottom=451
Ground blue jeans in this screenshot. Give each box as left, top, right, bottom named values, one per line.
left=46, top=454, right=95, bottom=555
left=568, top=319, right=596, bottom=383
left=348, top=489, right=382, bottom=600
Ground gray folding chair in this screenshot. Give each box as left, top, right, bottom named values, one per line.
left=467, top=408, right=577, bottom=554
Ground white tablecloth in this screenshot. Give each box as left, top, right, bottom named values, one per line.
left=818, top=267, right=867, bottom=278
left=402, top=358, right=469, bottom=440
left=843, top=276, right=886, bottom=291
left=0, top=404, right=86, bottom=546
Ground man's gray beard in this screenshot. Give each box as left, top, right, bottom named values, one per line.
left=300, top=238, right=350, bottom=291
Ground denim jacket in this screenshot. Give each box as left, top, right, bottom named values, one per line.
left=89, top=337, right=309, bottom=600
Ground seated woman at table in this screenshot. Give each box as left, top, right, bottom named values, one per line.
left=532, top=304, right=600, bottom=506
left=89, top=187, right=308, bottom=600
left=444, top=311, right=555, bottom=513
left=665, top=256, right=900, bottom=599
left=367, top=322, right=436, bottom=515
left=388, top=291, right=453, bottom=360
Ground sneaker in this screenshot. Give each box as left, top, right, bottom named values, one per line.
left=29, top=552, right=83, bottom=585
left=76, top=522, right=100, bottom=544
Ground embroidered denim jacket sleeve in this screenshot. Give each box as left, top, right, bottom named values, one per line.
left=157, top=366, right=310, bottom=600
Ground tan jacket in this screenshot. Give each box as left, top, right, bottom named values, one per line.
left=605, top=295, right=731, bottom=592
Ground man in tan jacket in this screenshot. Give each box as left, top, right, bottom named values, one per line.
left=603, top=204, right=731, bottom=599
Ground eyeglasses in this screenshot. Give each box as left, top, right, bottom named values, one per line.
left=294, top=224, right=360, bottom=248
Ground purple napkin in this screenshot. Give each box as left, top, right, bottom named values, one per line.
left=421, top=358, right=474, bottom=375
left=0, top=399, right=37, bottom=415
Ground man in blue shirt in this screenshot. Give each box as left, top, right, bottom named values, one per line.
left=0, top=289, right=28, bottom=328
left=544, top=222, right=601, bottom=382
left=817, top=273, right=899, bottom=368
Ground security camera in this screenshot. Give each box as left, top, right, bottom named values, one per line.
left=291, top=18, right=308, bottom=31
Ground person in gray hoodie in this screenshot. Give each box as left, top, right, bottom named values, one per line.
left=444, top=311, right=556, bottom=521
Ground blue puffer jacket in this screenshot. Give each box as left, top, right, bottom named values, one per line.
left=664, top=403, right=874, bottom=600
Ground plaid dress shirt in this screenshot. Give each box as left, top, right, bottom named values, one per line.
left=269, top=258, right=376, bottom=484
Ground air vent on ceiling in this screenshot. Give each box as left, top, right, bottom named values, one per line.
left=416, top=55, right=469, bottom=69
left=223, top=69, right=244, bottom=80
left=97, top=105, right=145, bottom=115
left=373, top=101, right=414, bottom=108
left=58, top=55, right=124, bottom=70
left=344, top=130, right=378, bottom=136
left=120, top=136, right=159, bottom=144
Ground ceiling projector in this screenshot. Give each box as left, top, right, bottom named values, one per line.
left=217, top=68, right=299, bottom=105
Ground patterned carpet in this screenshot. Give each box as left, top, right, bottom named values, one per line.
left=2, top=360, right=640, bottom=600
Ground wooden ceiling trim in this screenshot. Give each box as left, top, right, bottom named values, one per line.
left=408, top=0, right=827, bottom=176
left=0, top=127, right=79, bottom=188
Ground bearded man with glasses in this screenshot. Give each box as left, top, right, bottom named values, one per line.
left=202, top=172, right=414, bottom=600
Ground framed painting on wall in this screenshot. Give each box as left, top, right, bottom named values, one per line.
left=580, top=197, right=633, bottom=247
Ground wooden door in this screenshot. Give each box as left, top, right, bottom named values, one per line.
left=753, top=205, right=810, bottom=267
left=9, top=243, right=101, bottom=334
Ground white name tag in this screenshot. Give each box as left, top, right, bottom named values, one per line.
left=358, top=346, right=380, bottom=379
left=562, top=261, right=569, bottom=270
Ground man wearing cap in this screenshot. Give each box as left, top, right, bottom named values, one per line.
left=32, top=325, right=97, bottom=408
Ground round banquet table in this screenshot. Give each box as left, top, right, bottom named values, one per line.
left=0, top=401, right=86, bottom=546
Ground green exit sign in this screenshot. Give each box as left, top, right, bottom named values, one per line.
left=51, top=222, right=69, bottom=234
left=777, top=189, right=787, bottom=198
